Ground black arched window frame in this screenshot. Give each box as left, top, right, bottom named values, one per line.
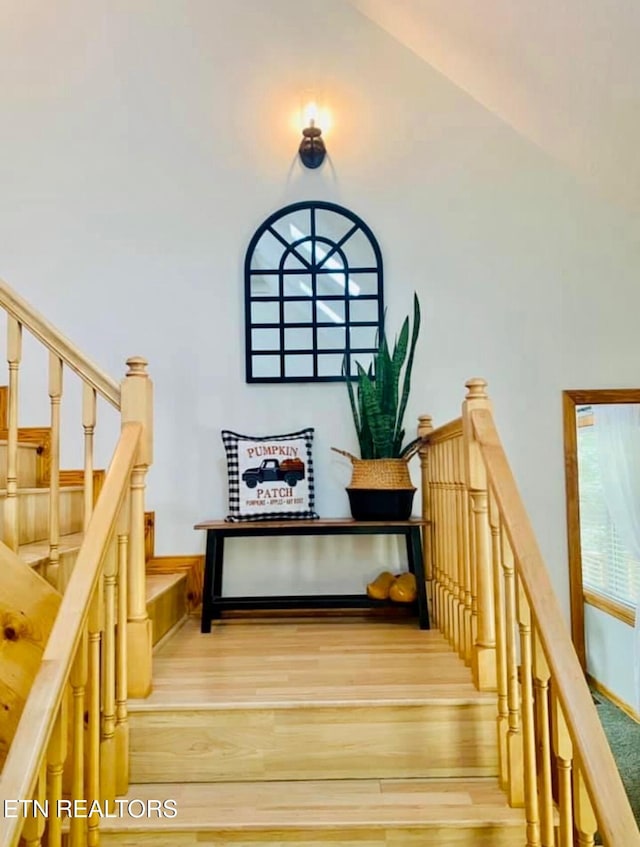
left=244, top=201, right=384, bottom=383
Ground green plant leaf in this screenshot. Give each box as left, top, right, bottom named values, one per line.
left=376, top=336, right=396, bottom=427
left=395, top=293, right=421, bottom=452
left=356, top=367, right=374, bottom=458
left=357, top=363, right=395, bottom=457
left=389, top=317, right=409, bottom=435
left=343, top=354, right=362, bottom=449
left=342, top=294, right=421, bottom=460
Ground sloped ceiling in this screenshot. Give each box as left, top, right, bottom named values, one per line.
left=347, top=0, right=640, bottom=214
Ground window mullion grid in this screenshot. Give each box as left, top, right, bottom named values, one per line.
left=578, top=425, right=639, bottom=607
left=310, top=208, right=318, bottom=379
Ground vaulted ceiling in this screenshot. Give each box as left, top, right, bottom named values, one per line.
left=347, top=0, right=640, bottom=215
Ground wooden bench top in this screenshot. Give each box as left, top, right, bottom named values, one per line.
left=194, top=518, right=429, bottom=532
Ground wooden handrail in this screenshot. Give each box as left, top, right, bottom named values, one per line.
left=423, top=417, right=463, bottom=444
left=0, top=423, right=141, bottom=845
left=0, top=278, right=120, bottom=408
left=470, top=406, right=640, bottom=846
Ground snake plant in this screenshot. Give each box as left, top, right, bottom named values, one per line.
left=344, top=293, right=421, bottom=459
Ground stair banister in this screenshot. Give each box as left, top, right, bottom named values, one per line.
left=463, top=379, right=497, bottom=691
left=0, top=423, right=141, bottom=847
left=417, top=414, right=434, bottom=623
left=0, top=278, right=154, bottom=695
left=470, top=401, right=640, bottom=845
left=0, top=279, right=120, bottom=408
left=120, top=356, right=154, bottom=698
left=420, top=377, right=640, bottom=846
left=4, top=316, right=21, bottom=552
left=48, top=352, right=62, bottom=585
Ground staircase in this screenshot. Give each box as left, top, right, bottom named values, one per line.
left=0, top=280, right=638, bottom=847
left=0, top=414, right=83, bottom=580
left=98, top=614, right=526, bottom=846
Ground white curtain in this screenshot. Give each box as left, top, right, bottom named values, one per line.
left=595, top=403, right=640, bottom=712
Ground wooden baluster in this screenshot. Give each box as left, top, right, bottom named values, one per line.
left=454, top=436, right=466, bottom=659
left=462, top=390, right=478, bottom=668
left=87, top=588, right=103, bottom=846
left=418, top=415, right=434, bottom=623
left=46, top=692, right=68, bottom=847
left=121, top=357, right=153, bottom=698
left=460, top=437, right=473, bottom=663
left=502, top=528, right=524, bottom=806
left=83, top=383, right=96, bottom=530
left=69, top=630, right=88, bottom=847
left=435, top=442, right=445, bottom=632
left=115, top=496, right=130, bottom=794
left=441, top=441, right=452, bottom=641
left=552, top=693, right=574, bottom=847
left=21, top=766, right=47, bottom=847
left=463, top=378, right=496, bottom=691
left=517, top=579, right=541, bottom=847
left=446, top=439, right=459, bottom=648
left=48, top=353, right=63, bottom=588
left=574, top=766, right=598, bottom=846
left=442, top=440, right=451, bottom=642
left=101, top=536, right=117, bottom=805
left=5, top=316, right=22, bottom=551
left=532, top=630, right=554, bottom=847
left=489, top=489, right=509, bottom=791
left=430, top=442, right=441, bottom=629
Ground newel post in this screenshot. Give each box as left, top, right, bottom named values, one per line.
left=121, top=356, right=153, bottom=698
left=418, top=415, right=434, bottom=617
left=462, top=378, right=497, bottom=691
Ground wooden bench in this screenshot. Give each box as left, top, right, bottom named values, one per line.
left=193, top=518, right=429, bottom=633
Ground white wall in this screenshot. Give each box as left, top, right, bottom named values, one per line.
left=585, top=605, right=636, bottom=709
left=1, top=0, right=640, bottom=612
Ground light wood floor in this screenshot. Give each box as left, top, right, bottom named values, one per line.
left=133, top=614, right=493, bottom=709
left=120, top=614, right=517, bottom=844
left=100, top=777, right=525, bottom=831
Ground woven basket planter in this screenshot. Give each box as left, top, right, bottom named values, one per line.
left=332, top=452, right=414, bottom=491
left=332, top=445, right=421, bottom=520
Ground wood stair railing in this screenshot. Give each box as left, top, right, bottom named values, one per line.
left=0, top=423, right=142, bottom=847
left=0, top=278, right=153, bottom=698
left=0, top=277, right=155, bottom=847
left=419, top=379, right=640, bottom=846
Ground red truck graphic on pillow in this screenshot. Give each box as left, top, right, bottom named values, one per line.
left=242, top=458, right=305, bottom=489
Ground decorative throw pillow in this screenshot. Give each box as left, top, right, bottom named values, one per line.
left=221, top=428, right=319, bottom=522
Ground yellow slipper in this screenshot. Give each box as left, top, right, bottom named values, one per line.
left=389, top=572, right=417, bottom=603
left=366, top=571, right=396, bottom=600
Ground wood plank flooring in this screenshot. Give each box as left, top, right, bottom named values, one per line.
left=116, top=614, right=521, bottom=846
left=99, top=778, right=525, bottom=846
left=128, top=615, right=499, bottom=783
left=133, top=615, right=493, bottom=708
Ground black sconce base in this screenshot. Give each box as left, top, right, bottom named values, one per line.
left=299, top=126, right=326, bottom=169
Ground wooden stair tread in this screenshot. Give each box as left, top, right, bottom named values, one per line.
left=146, top=572, right=188, bottom=603
left=0, top=484, right=83, bottom=494
left=0, top=439, right=40, bottom=450
left=146, top=572, right=190, bottom=649
left=99, top=778, right=525, bottom=831
left=19, top=531, right=84, bottom=566
left=131, top=616, right=496, bottom=710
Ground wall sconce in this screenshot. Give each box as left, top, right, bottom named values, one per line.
left=299, top=95, right=326, bottom=169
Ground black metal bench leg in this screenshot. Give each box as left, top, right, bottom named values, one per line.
left=407, top=528, right=429, bottom=630
left=201, top=531, right=217, bottom=633
left=211, top=533, right=225, bottom=620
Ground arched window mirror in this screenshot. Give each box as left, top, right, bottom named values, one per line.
left=245, top=201, right=384, bottom=382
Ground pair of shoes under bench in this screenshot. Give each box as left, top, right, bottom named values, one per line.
left=366, top=571, right=417, bottom=603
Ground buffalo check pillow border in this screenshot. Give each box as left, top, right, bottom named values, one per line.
left=221, top=428, right=319, bottom=522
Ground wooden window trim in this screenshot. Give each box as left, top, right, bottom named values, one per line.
left=563, top=388, right=640, bottom=669
left=583, top=589, right=635, bottom=627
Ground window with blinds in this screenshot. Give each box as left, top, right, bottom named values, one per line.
left=577, top=408, right=640, bottom=610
